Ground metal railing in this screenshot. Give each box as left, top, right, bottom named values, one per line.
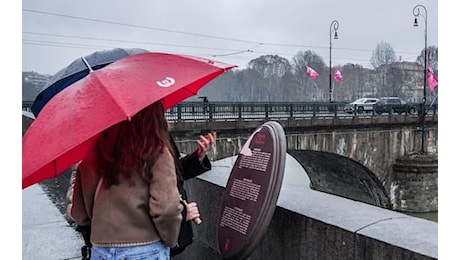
left=22, top=101, right=437, bottom=122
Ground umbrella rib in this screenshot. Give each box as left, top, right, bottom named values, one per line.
left=184, top=87, right=197, bottom=96
left=91, top=73, right=132, bottom=120
left=54, top=160, right=57, bottom=178
left=81, top=57, right=94, bottom=72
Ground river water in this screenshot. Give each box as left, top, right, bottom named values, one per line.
left=405, top=212, right=438, bottom=222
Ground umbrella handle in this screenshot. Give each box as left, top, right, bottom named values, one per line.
left=193, top=217, right=202, bottom=225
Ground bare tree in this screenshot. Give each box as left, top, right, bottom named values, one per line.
left=370, top=41, right=396, bottom=68
left=291, top=50, right=326, bottom=101
left=337, top=63, right=365, bottom=101
left=370, top=41, right=397, bottom=96
left=248, top=55, right=293, bottom=102
left=385, top=65, right=405, bottom=97
left=416, top=45, right=438, bottom=70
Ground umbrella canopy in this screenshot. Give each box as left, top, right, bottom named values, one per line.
left=31, top=47, right=149, bottom=117
left=22, top=52, right=236, bottom=189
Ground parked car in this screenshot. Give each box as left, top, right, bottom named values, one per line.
left=374, top=97, right=417, bottom=115
left=344, top=98, right=379, bottom=114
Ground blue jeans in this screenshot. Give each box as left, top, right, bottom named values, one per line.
left=91, top=241, right=170, bottom=260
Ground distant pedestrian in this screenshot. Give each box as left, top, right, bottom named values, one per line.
left=199, top=96, right=209, bottom=114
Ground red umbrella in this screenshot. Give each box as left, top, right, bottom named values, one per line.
left=22, top=52, right=236, bottom=189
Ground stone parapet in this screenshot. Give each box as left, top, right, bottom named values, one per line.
left=173, top=155, right=437, bottom=260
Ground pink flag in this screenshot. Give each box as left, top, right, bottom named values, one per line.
left=427, top=64, right=438, bottom=92
left=305, top=66, right=319, bottom=80
left=334, top=68, right=343, bottom=83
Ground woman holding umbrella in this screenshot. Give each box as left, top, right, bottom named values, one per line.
left=69, top=101, right=183, bottom=259
left=66, top=131, right=216, bottom=259
left=67, top=132, right=217, bottom=259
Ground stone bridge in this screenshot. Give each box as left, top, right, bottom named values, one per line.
left=170, top=114, right=438, bottom=210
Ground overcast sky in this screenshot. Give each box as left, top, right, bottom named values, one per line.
left=21, top=0, right=439, bottom=75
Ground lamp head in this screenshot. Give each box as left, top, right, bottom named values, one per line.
left=334, top=31, right=338, bottom=39
left=413, top=17, right=419, bottom=27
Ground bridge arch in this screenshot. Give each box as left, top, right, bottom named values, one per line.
left=287, top=149, right=391, bottom=209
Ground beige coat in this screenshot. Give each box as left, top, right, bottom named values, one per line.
left=70, top=147, right=183, bottom=248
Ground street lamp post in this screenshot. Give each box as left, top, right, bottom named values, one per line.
left=412, top=4, right=427, bottom=154
left=329, top=20, right=339, bottom=103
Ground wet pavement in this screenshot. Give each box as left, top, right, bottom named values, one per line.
left=22, top=184, right=85, bottom=260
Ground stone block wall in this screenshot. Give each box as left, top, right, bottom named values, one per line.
left=391, top=153, right=438, bottom=212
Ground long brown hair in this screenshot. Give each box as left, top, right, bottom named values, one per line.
left=96, top=101, right=173, bottom=186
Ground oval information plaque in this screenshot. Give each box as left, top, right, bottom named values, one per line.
left=217, top=121, right=286, bottom=259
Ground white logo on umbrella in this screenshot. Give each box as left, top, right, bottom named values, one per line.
left=156, top=77, right=175, bottom=87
